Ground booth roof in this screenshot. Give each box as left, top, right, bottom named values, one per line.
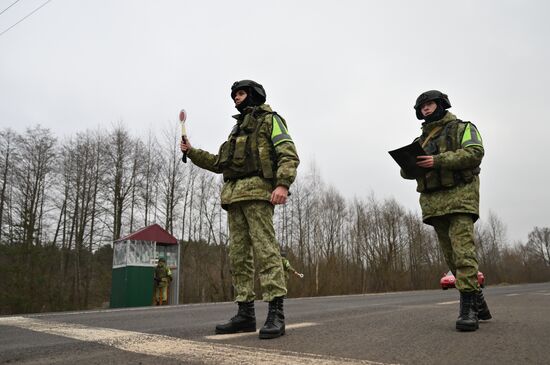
left=116, top=224, right=178, bottom=245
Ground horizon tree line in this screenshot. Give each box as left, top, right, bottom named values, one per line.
left=0, top=124, right=548, bottom=314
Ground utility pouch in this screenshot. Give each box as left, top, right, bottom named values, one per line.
left=218, top=140, right=233, bottom=168
left=440, top=169, right=455, bottom=188
left=233, top=135, right=248, bottom=167
left=460, top=168, right=478, bottom=183
left=258, top=145, right=274, bottom=179
left=424, top=170, right=441, bottom=191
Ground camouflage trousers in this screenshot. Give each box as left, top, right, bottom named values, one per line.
left=227, top=200, right=287, bottom=302
left=431, top=213, right=479, bottom=292
left=154, top=286, right=168, bottom=303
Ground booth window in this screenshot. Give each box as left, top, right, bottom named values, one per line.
left=127, top=240, right=155, bottom=265
left=156, top=244, right=178, bottom=267
left=113, top=241, right=127, bottom=266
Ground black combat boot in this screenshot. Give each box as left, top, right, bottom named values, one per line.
left=477, top=290, right=492, bottom=320
left=259, top=296, right=285, bottom=339
left=215, top=301, right=256, bottom=334
left=456, top=291, right=479, bottom=331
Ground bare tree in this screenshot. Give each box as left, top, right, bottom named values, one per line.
left=476, top=211, right=507, bottom=281
left=180, top=163, right=198, bottom=241
left=527, top=227, right=550, bottom=266
left=140, top=130, right=161, bottom=227
left=158, top=123, right=185, bottom=234
left=104, top=124, right=135, bottom=240
left=13, top=125, right=57, bottom=246
left=53, top=131, right=109, bottom=306
left=318, top=186, right=347, bottom=260
left=0, top=129, right=17, bottom=242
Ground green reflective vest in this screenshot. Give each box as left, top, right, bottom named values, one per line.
left=218, top=108, right=292, bottom=181
left=416, top=119, right=482, bottom=193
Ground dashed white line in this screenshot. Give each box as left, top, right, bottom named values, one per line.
left=436, top=301, right=459, bottom=305
left=205, top=322, right=318, bottom=340
left=0, top=317, right=395, bottom=365
left=505, top=293, right=520, bottom=296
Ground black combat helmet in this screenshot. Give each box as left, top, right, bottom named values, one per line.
left=414, top=90, right=451, bottom=120
left=231, top=79, right=267, bottom=105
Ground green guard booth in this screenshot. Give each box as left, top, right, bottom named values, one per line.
left=110, top=224, right=180, bottom=308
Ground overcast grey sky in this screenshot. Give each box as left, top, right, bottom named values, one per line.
left=1, top=0, right=549, bottom=243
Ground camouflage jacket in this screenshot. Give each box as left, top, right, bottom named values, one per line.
left=402, top=111, right=484, bottom=224
left=187, top=104, right=300, bottom=209
left=154, top=263, right=172, bottom=288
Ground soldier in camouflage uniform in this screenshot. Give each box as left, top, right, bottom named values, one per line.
left=153, top=258, right=172, bottom=306
left=180, top=80, right=299, bottom=339
left=401, top=90, right=492, bottom=331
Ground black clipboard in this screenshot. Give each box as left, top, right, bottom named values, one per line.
left=388, top=141, right=428, bottom=178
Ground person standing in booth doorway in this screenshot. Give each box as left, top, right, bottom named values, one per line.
left=154, top=258, right=172, bottom=306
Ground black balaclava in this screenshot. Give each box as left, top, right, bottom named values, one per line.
left=423, top=101, right=448, bottom=123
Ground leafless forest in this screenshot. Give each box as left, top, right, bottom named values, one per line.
left=1, top=125, right=549, bottom=315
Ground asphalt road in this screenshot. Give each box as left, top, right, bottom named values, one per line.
left=1, top=282, right=549, bottom=365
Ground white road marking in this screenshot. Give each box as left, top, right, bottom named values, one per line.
left=20, top=301, right=227, bottom=318
left=505, top=293, right=520, bottom=296
left=204, top=322, right=318, bottom=340
left=0, top=317, right=395, bottom=365
left=436, top=301, right=459, bottom=305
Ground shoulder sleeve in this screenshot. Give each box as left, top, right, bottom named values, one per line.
left=265, top=113, right=299, bottom=188
left=433, top=122, right=484, bottom=169
left=461, top=122, right=483, bottom=148
left=271, top=114, right=294, bottom=146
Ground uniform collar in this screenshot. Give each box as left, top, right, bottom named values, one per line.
left=232, top=104, right=273, bottom=120
left=421, top=111, right=457, bottom=132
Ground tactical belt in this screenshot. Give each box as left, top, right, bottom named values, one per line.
left=223, top=171, right=263, bottom=182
